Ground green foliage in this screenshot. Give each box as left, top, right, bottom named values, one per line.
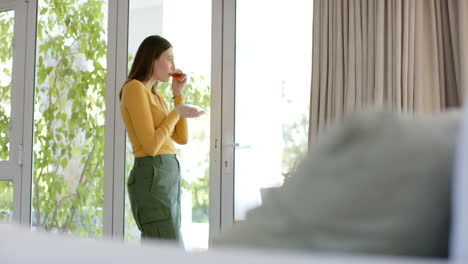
left=0, top=11, right=14, bottom=161
left=33, top=0, right=106, bottom=235
left=281, top=113, right=308, bottom=183
left=0, top=181, right=13, bottom=222
left=185, top=165, right=209, bottom=222
left=0, top=11, right=14, bottom=220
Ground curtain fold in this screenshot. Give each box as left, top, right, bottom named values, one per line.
left=309, top=0, right=468, bottom=143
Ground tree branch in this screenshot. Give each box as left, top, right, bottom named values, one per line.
left=61, top=144, right=95, bottom=232
left=33, top=167, right=44, bottom=228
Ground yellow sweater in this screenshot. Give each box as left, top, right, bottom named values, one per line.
left=120, top=79, right=188, bottom=157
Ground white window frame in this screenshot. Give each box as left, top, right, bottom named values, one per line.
left=103, top=0, right=128, bottom=239
left=0, top=0, right=37, bottom=225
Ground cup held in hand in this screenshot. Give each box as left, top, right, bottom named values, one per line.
left=170, top=69, right=187, bottom=81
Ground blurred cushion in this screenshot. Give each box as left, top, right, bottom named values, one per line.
left=213, top=110, right=461, bottom=258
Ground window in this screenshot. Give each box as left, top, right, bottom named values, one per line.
left=234, top=0, right=312, bottom=220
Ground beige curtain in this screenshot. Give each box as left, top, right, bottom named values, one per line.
left=309, top=0, right=468, bottom=142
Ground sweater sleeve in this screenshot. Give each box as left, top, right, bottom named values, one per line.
left=171, top=95, right=189, bottom=145
left=123, top=83, right=180, bottom=156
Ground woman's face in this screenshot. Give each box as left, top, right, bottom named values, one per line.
left=152, top=47, right=175, bottom=82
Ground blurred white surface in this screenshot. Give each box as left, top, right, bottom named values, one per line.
left=0, top=224, right=452, bottom=264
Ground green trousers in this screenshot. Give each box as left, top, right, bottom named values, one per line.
left=127, top=154, right=182, bottom=241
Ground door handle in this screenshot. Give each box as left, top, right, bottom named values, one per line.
left=223, top=143, right=251, bottom=149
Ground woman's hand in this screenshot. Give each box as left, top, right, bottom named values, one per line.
left=171, top=69, right=187, bottom=97
left=174, top=104, right=207, bottom=118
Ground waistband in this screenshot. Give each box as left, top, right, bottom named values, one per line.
left=134, top=154, right=177, bottom=167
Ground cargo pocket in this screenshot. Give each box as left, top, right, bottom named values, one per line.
left=138, top=204, right=171, bottom=224
left=138, top=205, right=175, bottom=239
left=141, top=218, right=177, bottom=239
left=128, top=164, right=158, bottom=231
left=127, top=170, right=136, bottom=187
left=137, top=164, right=172, bottom=227
left=126, top=168, right=141, bottom=230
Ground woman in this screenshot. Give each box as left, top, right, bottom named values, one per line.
left=119, top=35, right=188, bottom=242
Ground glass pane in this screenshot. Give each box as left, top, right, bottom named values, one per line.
left=31, top=0, right=108, bottom=237
left=0, top=10, right=14, bottom=161
left=0, top=181, right=13, bottom=222
left=125, top=0, right=211, bottom=249
left=234, top=0, right=313, bottom=220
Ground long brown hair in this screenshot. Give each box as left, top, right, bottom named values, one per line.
left=119, top=35, right=172, bottom=100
